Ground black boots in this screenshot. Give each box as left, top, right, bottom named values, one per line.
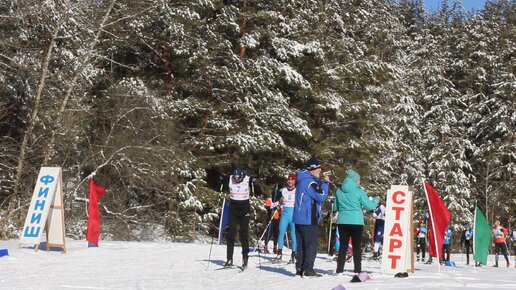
left=289, top=252, right=296, bottom=264
left=274, top=249, right=282, bottom=261
left=224, top=259, right=233, bottom=267
left=303, top=270, right=321, bottom=277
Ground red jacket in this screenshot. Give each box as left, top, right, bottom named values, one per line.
left=493, top=226, right=508, bottom=243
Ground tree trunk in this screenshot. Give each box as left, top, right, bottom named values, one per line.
left=42, top=0, right=117, bottom=166
left=11, top=1, right=71, bottom=202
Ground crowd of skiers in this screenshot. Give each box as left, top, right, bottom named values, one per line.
left=220, top=157, right=516, bottom=279
left=414, top=219, right=516, bottom=268
left=221, top=157, right=378, bottom=280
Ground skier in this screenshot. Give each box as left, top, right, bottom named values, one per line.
left=510, top=226, right=516, bottom=267
left=264, top=189, right=281, bottom=254
left=415, top=220, right=427, bottom=262
left=371, top=201, right=386, bottom=260
left=442, top=226, right=452, bottom=262
left=274, top=173, right=297, bottom=263
left=222, top=167, right=263, bottom=269
left=293, top=157, right=330, bottom=277
left=492, top=220, right=510, bottom=267
left=460, top=223, right=473, bottom=265
left=334, top=169, right=379, bottom=280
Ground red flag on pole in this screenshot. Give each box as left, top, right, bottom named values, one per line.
left=424, top=180, right=451, bottom=259
left=86, top=178, right=106, bottom=246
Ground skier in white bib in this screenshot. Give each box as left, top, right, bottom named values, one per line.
left=273, top=172, right=298, bottom=263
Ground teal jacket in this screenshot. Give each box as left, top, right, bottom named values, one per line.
left=335, top=169, right=379, bottom=225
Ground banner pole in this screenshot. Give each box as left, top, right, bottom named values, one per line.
left=422, top=179, right=441, bottom=273
left=473, top=201, right=477, bottom=267
left=409, top=187, right=415, bottom=272
left=217, top=198, right=226, bottom=245
left=328, top=201, right=333, bottom=254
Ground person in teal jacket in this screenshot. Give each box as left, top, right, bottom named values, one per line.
left=335, top=169, right=379, bottom=276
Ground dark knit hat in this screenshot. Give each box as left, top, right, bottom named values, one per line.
left=305, top=158, right=321, bottom=171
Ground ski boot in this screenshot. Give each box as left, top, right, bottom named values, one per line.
left=242, top=257, right=248, bottom=269
left=224, top=259, right=233, bottom=268
left=295, top=268, right=303, bottom=277
left=289, top=252, right=296, bottom=264
left=424, top=257, right=432, bottom=264
left=507, top=262, right=510, bottom=268
left=273, top=245, right=278, bottom=254
left=303, top=270, right=322, bottom=277
left=372, top=252, right=378, bottom=260
left=273, top=249, right=282, bottom=262
left=263, top=245, right=270, bottom=254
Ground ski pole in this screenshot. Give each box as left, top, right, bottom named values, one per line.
left=504, top=240, right=511, bottom=263
left=252, top=208, right=279, bottom=253
left=328, top=200, right=333, bottom=254
left=258, top=241, right=262, bottom=270
left=209, top=194, right=226, bottom=269
left=207, top=235, right=214, bottom=270
left=255, top=208, right=278, bottom=271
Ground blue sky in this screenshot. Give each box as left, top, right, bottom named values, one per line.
left=424, top=0, right=487, bottom=12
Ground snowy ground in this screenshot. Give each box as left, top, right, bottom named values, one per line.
left=1, top=239, right=515, bottom=289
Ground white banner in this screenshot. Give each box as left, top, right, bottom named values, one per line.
left=46, top=170, right=66, bottom=251
left=381, top=185, right=413, bottom=274
left=19, top=167, right=66, bottom=252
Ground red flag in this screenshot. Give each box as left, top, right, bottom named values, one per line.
left=86, top=178, right=106, bottom=245
left=424, top=180, right=451, bottom=259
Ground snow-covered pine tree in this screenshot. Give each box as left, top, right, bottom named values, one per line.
left=418, top=2, right=475, bottom=226
left=460, top=1, right=516, bottom=223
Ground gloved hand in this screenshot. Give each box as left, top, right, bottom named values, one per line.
left=332, top=213, right=338, bottom=223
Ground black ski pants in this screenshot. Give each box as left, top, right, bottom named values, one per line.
left=336, top=224, right=364, bottom=273
left=416, top=237, right=426, bottom=259
left=442, top=244, right=451, bottom=261
left=494, top=243, right=509, bottom=263
left=265, top=218, right=279, bottom=248
left=463, top=240, right=472, bottom=264
left=226, top=204, right=250, bottom=261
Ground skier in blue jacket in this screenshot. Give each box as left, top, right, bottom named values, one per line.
left=442, top=226, right=452, bottom=262
left=293, top=157, right=330, bottom=277
left=460, top=223, right=473, bottom=265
